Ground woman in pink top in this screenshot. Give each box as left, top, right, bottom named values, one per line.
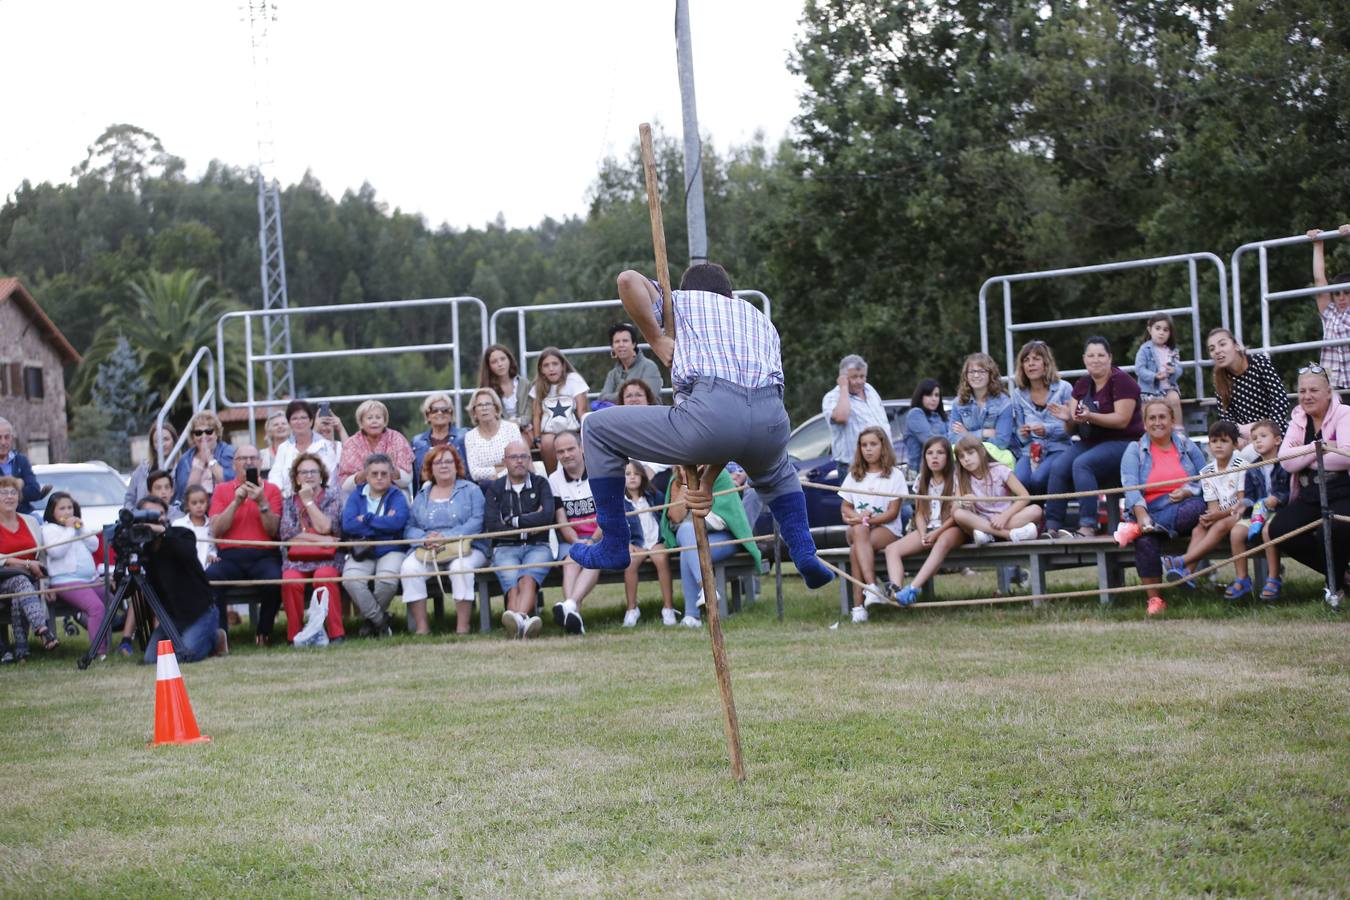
left=1269, top=366, right=1350, bottom=602
left=950, top=435, right=1042, bottom=544
left=336, top=399, right=414, bottom=494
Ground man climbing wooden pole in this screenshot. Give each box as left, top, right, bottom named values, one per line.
left=568, top=123, right=837, bottom=782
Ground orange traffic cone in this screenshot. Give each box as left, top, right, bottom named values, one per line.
left=151, top=640, right=211, bottom=746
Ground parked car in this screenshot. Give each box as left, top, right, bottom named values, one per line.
left=29, top=462, right=130, bottom=531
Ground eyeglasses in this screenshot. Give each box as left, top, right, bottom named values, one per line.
left=473, top=402, right=496, bottom=409
left=367, top=470, right=392, bottom=478
left=967, top=368, right=989, bottom=376
left=235, top=456, right=260, bottom=464
left=0, top=488, right=18, bottom=497
left=504, top=453, right=531, bottom=460
left=297, top=469, right=322, bottom=477
left=427, top=407, right=452, bottom=415
left=1298, top=363, right=1328, bottom=374
left=432, top=457, right=456, bottom=465
left=191, top=428, right=216, bottom=436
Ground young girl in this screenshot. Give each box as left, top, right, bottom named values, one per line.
left=1135, top=314, right=1185, bottom=429
left=530, top=346, right=590, bottom=472
left=479, top=343, right=532, bottom=438
left=839, top=426, right=908, bottom=623
left=951, top=434, right=1042, bottom=545
left=40, top=493, right=109, bottom=655
left=947, top=352, right=1014, bottom=454
left=621, top=461, right=675, bottom=626
left=884, top=436, right=965, bottom=607
left=173, top=484, right=216, bottom=570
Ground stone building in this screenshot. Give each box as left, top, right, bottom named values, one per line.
left=0, top=278, right=81, bottom=463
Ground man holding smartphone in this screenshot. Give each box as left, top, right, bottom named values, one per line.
left=205, top=445, right=285, bottom=646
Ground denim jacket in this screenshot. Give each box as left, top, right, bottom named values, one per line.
left=1010, top=380, right=1074, bottom=457
left=172, top=443, right=236, bottom=506
left=1243, top=462, right=1290, bottom=510
left=1134, top=342, right=1181, bottom=396
left=410, top=428, right=470, bottom=492
left=1121, top=431, right=1207, bottom=513
left=947, top=393, right=1013, bottom=450
left=406, top=478, right=487, bottom=557
left=902, top=407, right=947, bottom=473
left=341, top=485, right=410, bottom=559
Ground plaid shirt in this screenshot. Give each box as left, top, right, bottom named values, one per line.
left=650, top=287, right=784, bottom=392
left=1321, top=302, right=1350, bottom=389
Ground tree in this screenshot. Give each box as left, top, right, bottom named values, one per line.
left=68, top=335, right=158, bottom=467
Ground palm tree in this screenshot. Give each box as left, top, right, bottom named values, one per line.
left=73, top=269, right=243, bottom=412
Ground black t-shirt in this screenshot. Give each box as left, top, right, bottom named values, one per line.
left=1071, top=368, right=1144, bottom=444
left=143, top=526, right=215, bottom=630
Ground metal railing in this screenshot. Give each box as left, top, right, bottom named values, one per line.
left=215, top=296, right=489, bottom=445
left=979, top=253, right=1227, bottom=400
left=488, top=290, right=773, bottom=397
left=154, top=346, right=216, bottom=469
left=1231, top=228, right=1350, bottom=359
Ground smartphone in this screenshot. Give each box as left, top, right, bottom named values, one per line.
left=318, top=400, right=331, bottom=419
left=246, top=466, right=260, bottom=486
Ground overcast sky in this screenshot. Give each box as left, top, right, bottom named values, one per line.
left=2, top=0, right=807, bottom=230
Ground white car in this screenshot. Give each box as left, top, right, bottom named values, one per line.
left=29, top=462, right=130, bottom=531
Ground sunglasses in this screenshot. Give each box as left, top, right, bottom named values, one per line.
left=428, top=406, right=452, bottom=415
left=192, top=428, right=216, bottom=436
left=1298, top=363, right=1328, bottom=375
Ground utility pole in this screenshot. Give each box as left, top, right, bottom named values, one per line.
left=675, top=0, right=708, bottom=265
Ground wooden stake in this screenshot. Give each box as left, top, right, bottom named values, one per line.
left=640, top=122, right=745, bottom=782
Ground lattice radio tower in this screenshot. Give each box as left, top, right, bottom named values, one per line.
left=246, top=0, right=295, bottom=402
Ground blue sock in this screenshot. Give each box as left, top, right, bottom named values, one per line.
left=569, top=477, right=632, bottom=570
left=767, top=492, right=834, bottom=589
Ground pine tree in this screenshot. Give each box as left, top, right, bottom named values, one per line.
left=68, top=335, right=158, bottom=468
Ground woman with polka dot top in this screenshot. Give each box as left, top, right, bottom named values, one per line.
left=1207, top=328, right=1292, bottom=450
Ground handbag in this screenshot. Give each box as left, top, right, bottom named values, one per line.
left=414, top=538, right=470, bottom=564
left=286, top=496, right=338, bottom=561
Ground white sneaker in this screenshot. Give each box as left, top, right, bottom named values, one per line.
left=973, top=530, right=995, bottom=546
left=562, top=600, right=585, bottom=635
left=523, top=616, right=542, bottom=639
left=1009, top=523, right=1039, bottom=542
left=501, top=610, right=521, bottom=638
left=851, top=605, right=869, bottom=624
left=680, top=615, right=702, bottom=628
left=696, top=589, right=721, bottom=611
left=661, top=608, right=678, bottom=626
left=863, top=582, right=888, bottom=609
left=622, top=608, right=641, bottom=628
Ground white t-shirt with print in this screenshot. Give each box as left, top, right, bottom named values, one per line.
left=548, top=467, right=597, bottom=540
left=839, top=466, right=909, bottom=537
left=531, top=372, right=589, bottom=433
left=1200, top=456, right=1247, bottom=510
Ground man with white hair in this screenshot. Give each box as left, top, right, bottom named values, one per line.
left=0, top=418, right=45, bottom=515
left=821, top=355, right=889, bottom=476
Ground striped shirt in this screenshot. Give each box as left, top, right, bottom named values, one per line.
left=650, top=286, right=783, bottom=392
left=1200, top=456, right=1247, bottom=510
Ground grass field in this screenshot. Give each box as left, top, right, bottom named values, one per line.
left=2, top=567, right=1347, bottom=897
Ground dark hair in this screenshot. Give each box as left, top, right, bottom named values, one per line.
left=624, top=459, right=653, bottom=498
left=285, top=399, right=314, bottom=422
left=1145, top=314, right=1177, bottom=350
left=1084, top=335, right=1112, bottom=355
left=42, top=491, right=82, bottom=524
left=1249, top=418, right=1284, bottom=438
left=363, top=452, right=393, bottom=471
left=1205, top=327, right=1243, bottom=406
left=1330, top=272, right=1350, bottom=287
left=679, top=262, right=734, bottom=298
left=849, top=425, right=897, bottom=483
left=138, top=496, right=169, bottom=513
left=479, top=344, right=520, bottom=396
left=1208, top=420, right=1241, bottom=443
left=914, top=435, right=954, bottom=525
left=608, top=322, right=640, bottom=345
left=1014, top=340, right=1062, bottom=390
left=146, top=469, right=174, bottom=494
left=533, top=347, right=577, bottom=398
left=289, top=452, right=330, bottom=493
left=183, top=484, right=209, bottom=506
left=552, top=429, right=581, bottom=449
left=618, top=378, right=660, bottom=406
left=420, top=444, right=466, bottom=484
left=909, top=378, right=947, bottom=421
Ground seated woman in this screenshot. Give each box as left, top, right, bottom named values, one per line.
left=530, top=347, right=590, bottom=472
left=1269, top=366, right=1350, bottom=603
left=948, top=353, right=1013, bottom=454
left=1121, top=399, right=1208, bottom=617
left=951, top=435, right=1042, bottom=544
left=903, top=378, right=947, bottom=476
left=618, top=377, right=671, bottom=486
left=279, top=453, right=346, bottom=644
left=259, top=410, right=290, bottom=475
left=839, top=426, right=908, bottom=624
left=398, top=445, right=486, bottom=635
left=340, top=453, right=410, bottom=636
left=884, top=435, right=963, bottom=607
left=659, top=466, right=760, bottom=627
left=1046, top=336, right=1144, bottom=537
left=1010, top=340, right=1074, bottom=501
left=336, top=400, right=414, bottom=495
left=463, top=388, right=523, bottom=484
left=599, top=322, right=664, bottom=404
left=411, top=392, right=470, bottom=491
left=0, top=475, right=59, bottom=659
left=479, top=343, right=533, bottom=442
left=124, top=421, right=178, bottom=509
left=268, top=400, right=341, bottom=498
left=621, top=460, right=675, bottom=626
left=172, top=410, right=235, bottom=507
left=40, top=492, right=108, bottom=655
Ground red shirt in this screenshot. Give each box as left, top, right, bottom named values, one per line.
left=210, top=480, right=283, bottom=551
left=1144, top=443, right=1188, bottom=504
left=0, top=518, right=37, bottom=559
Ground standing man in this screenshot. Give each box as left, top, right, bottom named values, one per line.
left=548, top=430, right=602, bottom=634
left=1308, top=225, right=1350, bottom=389
left=205, top=445, right=284, bottom=646
left=822, top=355, right=889, bottom=477
left=0, top=418, right=45, bottom=515
left=482, top=439, right=553, bottom=639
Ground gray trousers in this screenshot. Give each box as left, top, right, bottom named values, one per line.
left=342, top=552, right=404, bottom=622
left=582, top=376, right=801, bottom=503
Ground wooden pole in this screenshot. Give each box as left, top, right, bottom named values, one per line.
left=639, top=122, right=745, bottom=782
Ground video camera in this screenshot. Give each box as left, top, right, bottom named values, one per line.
left=113, top=507, right=163, bottom=554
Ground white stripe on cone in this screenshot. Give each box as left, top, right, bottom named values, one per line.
left=156, top=643, right=183, bottom=681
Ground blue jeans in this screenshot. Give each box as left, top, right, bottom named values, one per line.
left=1013, top=445, right=1070, bottom=499
left=207, top=549, right=282, bottom=635
left=1045, top=440, right=1132, bottom=530
left=143, top=606, right=219, bottom=664
left=676, top=520, right=735, bottom=618
left=492, top=543, right=554, bottom=592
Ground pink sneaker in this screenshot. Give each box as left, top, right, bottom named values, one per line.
left=1146, top=596, right=1167, bottom=617
left=1114, top=521, right=1141, bottom=548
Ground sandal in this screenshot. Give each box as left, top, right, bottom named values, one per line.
left=1162, top=555, right=1197, bottom=589
left=116, top=638, right=135, bottom=657
left=1223, top=577, right=1253, bottom=601
left=1259, top=576, right=1282, bottom=602
left=35, top=627, right=60, bottom=652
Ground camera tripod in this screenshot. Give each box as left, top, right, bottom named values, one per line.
left=78, top=549, right=185, bottom=670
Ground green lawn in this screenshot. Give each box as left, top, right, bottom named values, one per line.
left=1, top=570, right=1347, bottom=897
